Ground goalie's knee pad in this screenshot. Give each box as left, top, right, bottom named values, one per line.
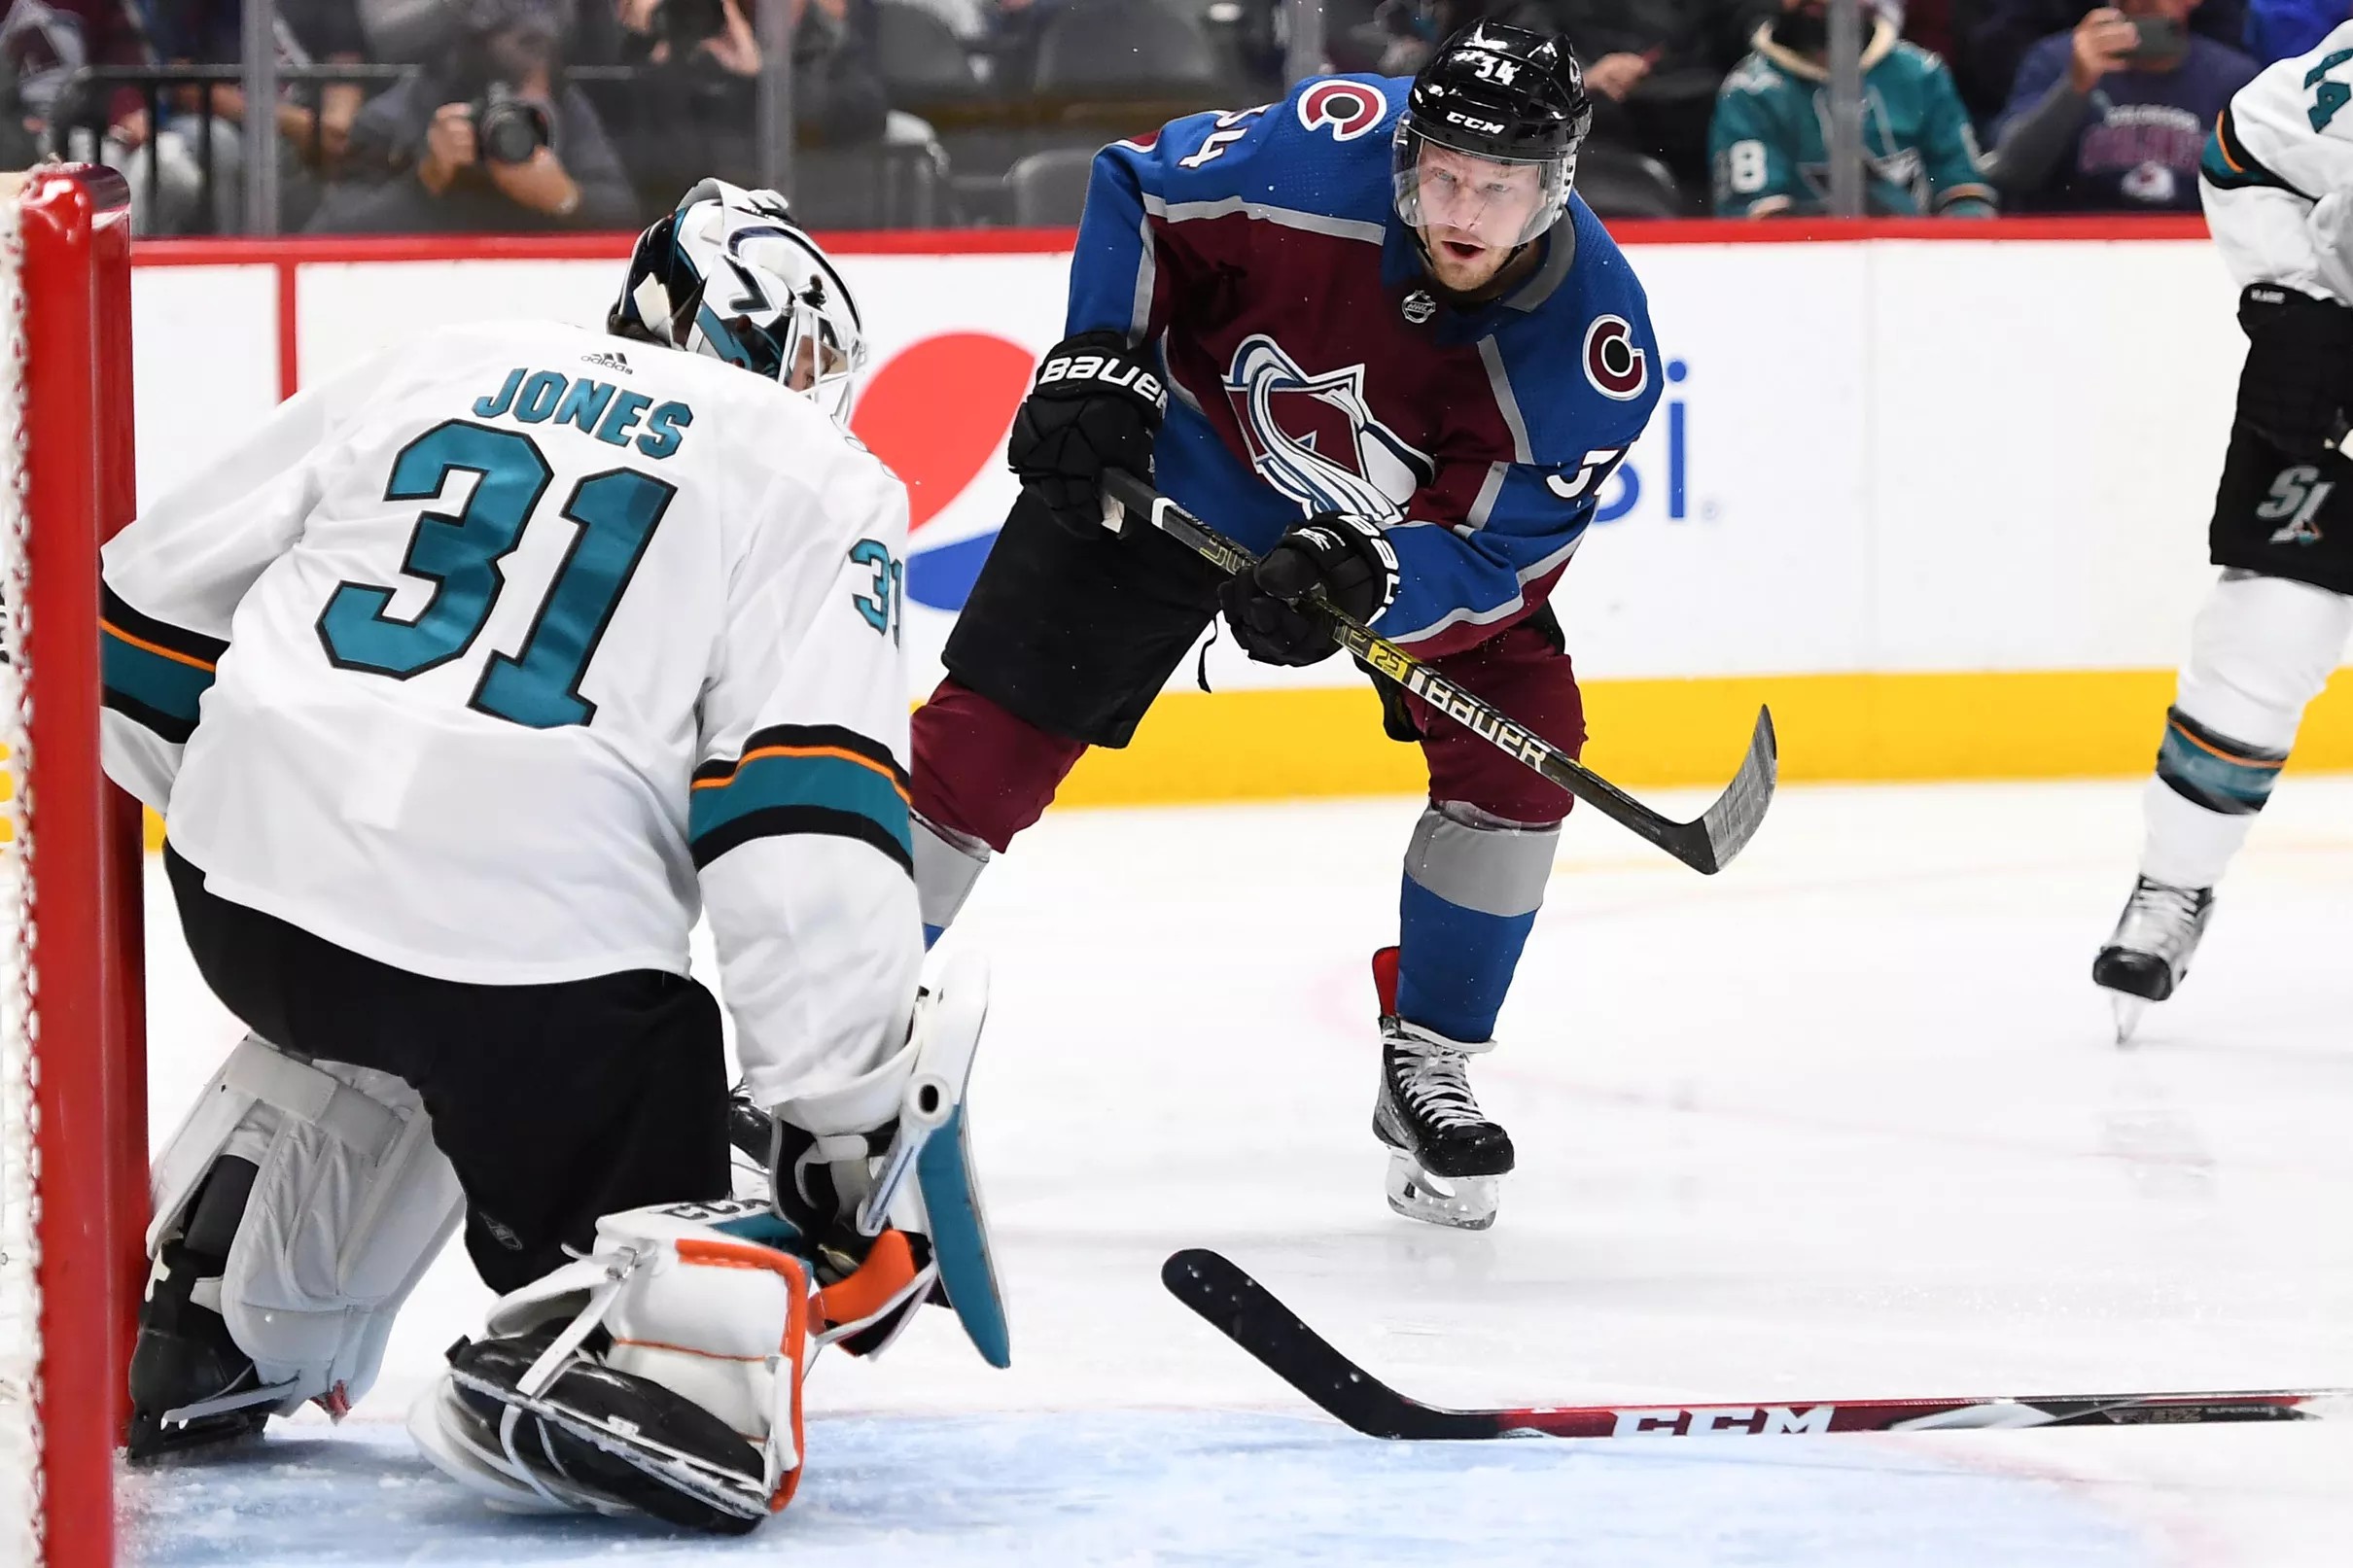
left=410, top=1202, right=813, bottom=1534
left=135, top=1034, right=462, bottom=1448
left=2164, top=571, right=2353, bottom=812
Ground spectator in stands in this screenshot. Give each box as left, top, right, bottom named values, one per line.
left=1710, top=0, right=1997, bottom=214
left=2243, top=0, right=2346, bottom=62
left=1988, top=0, right=2255, bottom=210
left=1, top=0, right=202, bottom=232
left=307, top=0, right=634, bottom=233
left=980, top=0, right=1069, bottom=90
left=582, top=0, right=885, bottom=211
left=1553, top=0, right=1762, bottom=199
left=141, top=0, right=371, bottom=231
left=1956, top=0, right=2243, bottom=119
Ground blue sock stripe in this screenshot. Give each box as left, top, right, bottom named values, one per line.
left=1395, top=872, right=1536, bottom=1045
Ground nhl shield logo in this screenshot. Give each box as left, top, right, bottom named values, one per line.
left=1401, top=290, right=1436, bottom=325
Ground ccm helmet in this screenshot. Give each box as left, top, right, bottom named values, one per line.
left=1391, top=20, right=1593, bottom=249
left=609, top=179, right=868, bottom=425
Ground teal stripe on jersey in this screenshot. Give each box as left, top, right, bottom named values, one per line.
left=689, top=748, right=914, bottom=866
left=101, top=625, right=215, bottom=735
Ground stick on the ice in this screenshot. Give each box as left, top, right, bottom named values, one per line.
left=1162, top=1248, right=2350, bottom=1442
left=1101, top=470, right=1775, bottom=875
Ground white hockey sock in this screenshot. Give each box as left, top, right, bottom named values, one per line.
left=2137, top=571, right=2353, bottom=891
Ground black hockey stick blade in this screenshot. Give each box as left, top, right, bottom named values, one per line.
left=1162, top=1247, right=1485, bottom=1439
left=1101, top=470, right=1775, bottom=874
left=1164, top=1248, right=2352, bottom=1442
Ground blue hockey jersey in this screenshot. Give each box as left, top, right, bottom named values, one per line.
left=1067, top=75, right=1664, bottom=654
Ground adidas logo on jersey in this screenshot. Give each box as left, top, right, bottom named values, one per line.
left=580, top=348, right=635, bottom=374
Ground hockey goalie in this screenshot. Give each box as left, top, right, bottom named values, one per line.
left=97, top=180, right=1001, bottom=1532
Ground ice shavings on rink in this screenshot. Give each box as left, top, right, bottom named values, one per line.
left=121, top=1410, right=2158, bottom=1567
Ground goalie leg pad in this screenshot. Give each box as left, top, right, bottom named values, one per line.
left=139, top=1033, right=462, bottom=1433
left=414, top=1203, right=811, bottom=1533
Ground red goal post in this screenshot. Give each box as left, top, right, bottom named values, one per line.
left=1, top=164, right=150, bottom=1568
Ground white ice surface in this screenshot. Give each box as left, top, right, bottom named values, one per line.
left=123, top=778, right=2353, bottom=1566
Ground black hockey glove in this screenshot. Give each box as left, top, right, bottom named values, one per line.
left=1219, top=514, right=1400, bottom=668
left=2235, top=284, right=2353, bottom=456
left=1004, top=330, right=1167, bottom=536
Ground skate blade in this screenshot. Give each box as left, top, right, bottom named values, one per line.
left=1384, top=1154, right=1497, bottom=1232
left=2109, top=993, right=2150, bottom=1047
left=446, top=1367, right=771, bottom=1522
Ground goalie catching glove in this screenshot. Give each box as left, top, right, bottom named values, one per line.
left=1219, top=513, right=1400, bottom=667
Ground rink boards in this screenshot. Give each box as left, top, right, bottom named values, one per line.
left=125, top=221, right=2353, bottom=802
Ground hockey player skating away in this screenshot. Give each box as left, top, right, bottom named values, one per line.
left=2094, top=29, right=2353, bottom=1042
left=99, top=181, right=994, bottom=1531
left=910, top=22, right=1663, bottom=1231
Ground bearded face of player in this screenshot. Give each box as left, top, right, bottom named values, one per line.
left=1409, top=144, right=1549, bottom=295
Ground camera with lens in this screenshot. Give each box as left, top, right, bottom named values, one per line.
left=469, top=82, right=553, bottom=164
left=652, top=0, right=730, bottom=48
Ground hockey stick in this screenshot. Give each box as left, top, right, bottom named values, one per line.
left=1163, top=1248, right=2349, bottom=1441
left=1100, top=470, right=1776, bottom=875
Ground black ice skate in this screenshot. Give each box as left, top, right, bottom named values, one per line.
left=2092, top=875, right=2215, bottom=1044
left=1368, top=947, right=1515, bottom=1231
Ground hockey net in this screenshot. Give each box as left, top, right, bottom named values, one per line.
left=0, top=166, right=148, bottom=1568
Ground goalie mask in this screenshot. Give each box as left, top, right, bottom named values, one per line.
left=610, top=179, right=868, bottom=425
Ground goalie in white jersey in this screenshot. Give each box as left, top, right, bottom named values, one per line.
left=100, top=182, right=997, bottom=1532
left=2092, top=32, right=2353, bottom=1039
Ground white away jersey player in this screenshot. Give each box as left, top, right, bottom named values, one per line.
left=99, top=319, right=919, bottom=1107
left=2203, top=21, right=2353, bottom=299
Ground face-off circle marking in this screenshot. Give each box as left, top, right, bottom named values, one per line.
left=1297, top=80, right=1388, bottom=141
left=1583, top=315, right=1648, bottom=401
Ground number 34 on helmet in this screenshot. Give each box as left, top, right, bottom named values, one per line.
left=609, top=178, right=869, bottom=426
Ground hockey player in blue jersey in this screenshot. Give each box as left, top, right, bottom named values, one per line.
left=910, top=22, right=1665, bottom=1230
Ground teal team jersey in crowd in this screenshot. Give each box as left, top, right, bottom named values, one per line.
left=1709, top=20, right=1998, bottom=218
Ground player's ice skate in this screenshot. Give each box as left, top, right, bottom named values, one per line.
left=2092, top=875, right=2215, bottom=1043
left=1369, top=948, right=1515, bottom=1230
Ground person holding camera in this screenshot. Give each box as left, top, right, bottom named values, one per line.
left=308, top=0, right=634, bottom=233
left=1956, top=0, right=2245, bottom=117
left=1987, top=0, right=2256, bottom=210
left=587, top=0, right=886, bottom=210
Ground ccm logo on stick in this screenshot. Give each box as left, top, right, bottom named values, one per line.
left=1611, top=1406, right=1836, bottom=1436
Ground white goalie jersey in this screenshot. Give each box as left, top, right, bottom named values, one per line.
left=100, top=319, right=920, bottom=1107
left=2203, top=20, right=2353, bottom=299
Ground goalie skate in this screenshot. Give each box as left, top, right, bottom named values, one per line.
left=2092, top=876, right=2215, bottom=1044
left=1368, top=948, right=1514, bottom=1232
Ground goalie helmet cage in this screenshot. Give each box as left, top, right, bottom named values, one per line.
left=0, top=165, right=150, bottom=1567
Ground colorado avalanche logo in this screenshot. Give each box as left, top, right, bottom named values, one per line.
left=1297, top=80, right=1387, bottom=142
left=1222, top=335, right=1429, bottom=521
left=1583, top=315, right=1648, bottom=401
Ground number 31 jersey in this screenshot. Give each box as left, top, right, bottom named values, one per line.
left=99, top=319, right=919, bottom=1110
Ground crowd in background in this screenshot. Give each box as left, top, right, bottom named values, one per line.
left=0, top=0, right=2334, bottom=231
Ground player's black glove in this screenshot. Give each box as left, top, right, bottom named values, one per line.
left=1219, top=514, right=1400, bottom=668
left=2235, top=284, right=2353, bottom=456
left=1004, top=330, right=1167, bottom=536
